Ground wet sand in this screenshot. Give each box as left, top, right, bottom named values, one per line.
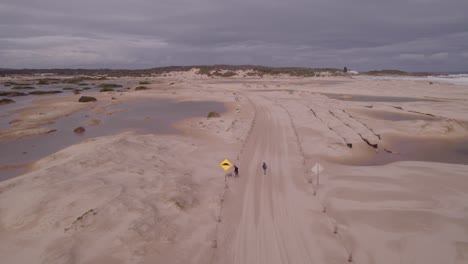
left=1, top=71, right=468, bottom=264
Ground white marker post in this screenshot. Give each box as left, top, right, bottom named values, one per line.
left=311, top=163, right=324, bottom=186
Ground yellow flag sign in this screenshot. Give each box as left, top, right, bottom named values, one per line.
left=220, top=159, right=232, bottom=171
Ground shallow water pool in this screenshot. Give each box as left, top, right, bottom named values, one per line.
left=0, top=99, right=225, bottom=181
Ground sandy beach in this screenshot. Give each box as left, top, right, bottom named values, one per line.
left=1, top=70, right=468, bottom=264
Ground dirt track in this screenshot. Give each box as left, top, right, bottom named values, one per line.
left=214, top=95, right=348, bottom=264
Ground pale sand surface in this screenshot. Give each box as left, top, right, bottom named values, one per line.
left=1, top=71, right=468, bottom=263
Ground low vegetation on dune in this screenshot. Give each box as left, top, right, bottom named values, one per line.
left=36, top=78, right=61, bottom=85
left=98, top=83, right=122, bottom=88
left=139, top=81, right=151, bottom=85
left=364, top=70, right=408, bottom=75
left=0, top=98, right=15, bottom=105
left=0, top=65, right=345, bottom=78
left=100, top=87, right=114, bottom=92
left=78, top=96, right=97, bottom=102
left=0, top=91, right=27, bottom=97
left=196, top=67, right=238, bottom=77
left=195, top=65, right=343, bottom=77
left=207, top=111, right=221, bottom=118
left=0, top=65, right=357, bottom=79
left=3, top=81, right=33, bottom=86
left=135, top=86, right=149, bottom=91
left=62, top=87, right=74, bottom=90
left=12, top=86, right=35, bottom=90
left=29, top=91, right=62, bottom=95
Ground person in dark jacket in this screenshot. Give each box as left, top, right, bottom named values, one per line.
left=234, top=165, right=239, bottom=177
left=262, top=162, right=267, bottom=175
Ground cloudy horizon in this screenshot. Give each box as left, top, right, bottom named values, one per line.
left=1, top=0, right=467, bottom=71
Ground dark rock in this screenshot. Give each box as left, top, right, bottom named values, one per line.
left=74, top=126, right=85, bottom=134
left=78, top=96, right=97, bottom=102
left=0, top=98, right=15, bottom=105
left=346, top=143, right=353, bottom=148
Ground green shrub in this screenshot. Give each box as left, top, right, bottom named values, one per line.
left=78, top=96, right=97, bottom=102
left=207, top=111, right=221, bottom=118
left=100, top=87, right=114, bottom=92
left=139, top=81, right=151, bottom=85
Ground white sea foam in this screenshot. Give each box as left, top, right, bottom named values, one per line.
left=356, top=74, right=468, bottom=86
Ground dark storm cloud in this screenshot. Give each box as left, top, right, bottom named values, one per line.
left=1, top=0, right=467, bottom=71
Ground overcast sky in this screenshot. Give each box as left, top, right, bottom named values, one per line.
left=1, top=0, right=467, bottom=71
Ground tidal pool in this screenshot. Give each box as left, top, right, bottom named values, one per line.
left=0, top=99, right=225, bottom=181
left=341, top=135, right=468, bottom=166
left=350, top=109, right=439, bottom=121
left=323, top=93, right=437, bottom=102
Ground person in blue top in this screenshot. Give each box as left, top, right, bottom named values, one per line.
left=262, top=162, right=267, bottom=175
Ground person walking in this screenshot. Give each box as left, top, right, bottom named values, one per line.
left=262, top=162, right=267, bottom=175
left=234, top=165, right=239, bottom=178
